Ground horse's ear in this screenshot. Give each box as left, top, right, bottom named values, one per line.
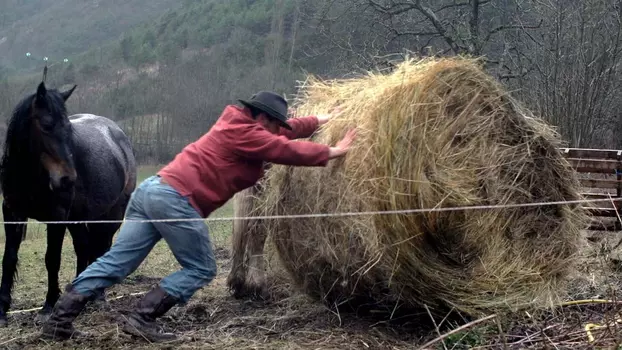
left=60, top=85, right=77, bottom=102
left=36, top=82, right=47, bottom=99
left=34, top=81, right=47, bottom=107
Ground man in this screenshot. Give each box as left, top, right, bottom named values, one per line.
left=40, top=91, right=356, bottom=342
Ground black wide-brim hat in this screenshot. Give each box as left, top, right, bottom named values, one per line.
left=238, top=91, right=292, bottom=130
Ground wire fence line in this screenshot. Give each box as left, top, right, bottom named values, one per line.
left=0, top=197, right=617, bottom=225
left=2, top=196, right=621, bottom=315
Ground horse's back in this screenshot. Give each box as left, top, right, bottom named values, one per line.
left=70, top=114, right=134, bottom=161
left=69, top=114, right=137, bottom=217
left=70, top=114, right=128, bottom=143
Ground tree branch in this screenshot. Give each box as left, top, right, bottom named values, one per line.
left=482, top=19, right=544, bottom=45
left=414, top=0, right=463, bottom=54
left=434, top=1, right=470, bottom=13
left=367, top=0, right=416, bottom=16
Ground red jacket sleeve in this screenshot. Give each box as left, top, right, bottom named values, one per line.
left=279, top=116, right=320, bottom=139
left=230, top=124, right=330, bottom=166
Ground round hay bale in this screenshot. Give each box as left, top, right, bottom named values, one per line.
left=256, top=56, right=589, bottom=317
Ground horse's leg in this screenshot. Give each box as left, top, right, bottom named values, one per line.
left=65, top=223, right=106, bottom=311
left=227, top=188, right=253, bottom=298
left=68, top=224, right=90, bottom=279
left=84, top=220, right=120, bottom=307
left=87, top=223, right=118, bottom=264
left=244, top=218, right=269, bottom=300
left=227, top=185, right=268, bottom=300
left=34, top=223, right=66, bottom=324
left=95, top=195, right=127, bottom=263
left=0, top=202, right=26, bottom=326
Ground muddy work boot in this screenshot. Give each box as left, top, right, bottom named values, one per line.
left=122, top=285, right=179, bottom=342
left=85, top=289, right=109, bottom=312
left=40, top=284, right=91, bottom=340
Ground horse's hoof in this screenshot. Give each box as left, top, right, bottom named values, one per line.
left=245, top=275, right=269, bottom=301
left=226, top=275, right=246, bottom=299
left=0, top=315, right=7, bottom=327
left=249, top=287, right=269, bottom=301
left=228, top=281, right=268, bottom=301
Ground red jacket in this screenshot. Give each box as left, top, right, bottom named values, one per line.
left=158, top=105, right=330, bottom=217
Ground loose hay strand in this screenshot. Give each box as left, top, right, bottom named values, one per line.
left=254, top=56, right=589, bottom=320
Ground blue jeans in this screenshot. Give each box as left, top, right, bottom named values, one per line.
left=70, top=175, right=217, bottom=304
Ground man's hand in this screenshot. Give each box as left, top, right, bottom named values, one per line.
left=317, top=107, right=343, bottom=125
left=328, top=128, right=356, bottom=159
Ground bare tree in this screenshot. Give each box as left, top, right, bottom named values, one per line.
left=512, top=0, right=622, bottom=148
left=303, top=0, right=540, bottom=78
left=301, top=0, right=622, bottom=148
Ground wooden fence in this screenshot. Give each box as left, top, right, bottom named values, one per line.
left=561, top=148, right=622, bottom=231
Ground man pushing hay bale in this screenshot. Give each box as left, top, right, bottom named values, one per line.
left=228, top=56, right=590, bottom=319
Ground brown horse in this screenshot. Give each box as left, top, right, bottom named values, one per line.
left=226, top=183, right=270, bottom=300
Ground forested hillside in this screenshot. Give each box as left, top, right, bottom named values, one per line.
left=1, top=0, right=621, bottom=164
left=0, top=0, right=182, bottom=73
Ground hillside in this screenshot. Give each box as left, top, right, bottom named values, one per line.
left=2, top=0, right=619, bottom=164
left=0, top=0, right=313, bottom=164
left=0, top=0, right=183, bottom=73
left=104, top=0, right=303, bottom=68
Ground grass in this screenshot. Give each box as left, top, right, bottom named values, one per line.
left=0, top=165, right=620, bottom=348
left=0, top=164, right=235, bottom=315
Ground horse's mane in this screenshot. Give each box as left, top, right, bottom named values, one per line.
left=0, top=88, right=71, bottom=192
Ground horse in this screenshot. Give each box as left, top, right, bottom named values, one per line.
left=0, top=81, right=137, bottom=326
left=226, top=182, right=270, bottom=300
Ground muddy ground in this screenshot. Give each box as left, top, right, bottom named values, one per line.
left=0, top=223, right=620, bottom=349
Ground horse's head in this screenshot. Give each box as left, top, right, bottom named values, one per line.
left=30, top=81, right=78, bottom=193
